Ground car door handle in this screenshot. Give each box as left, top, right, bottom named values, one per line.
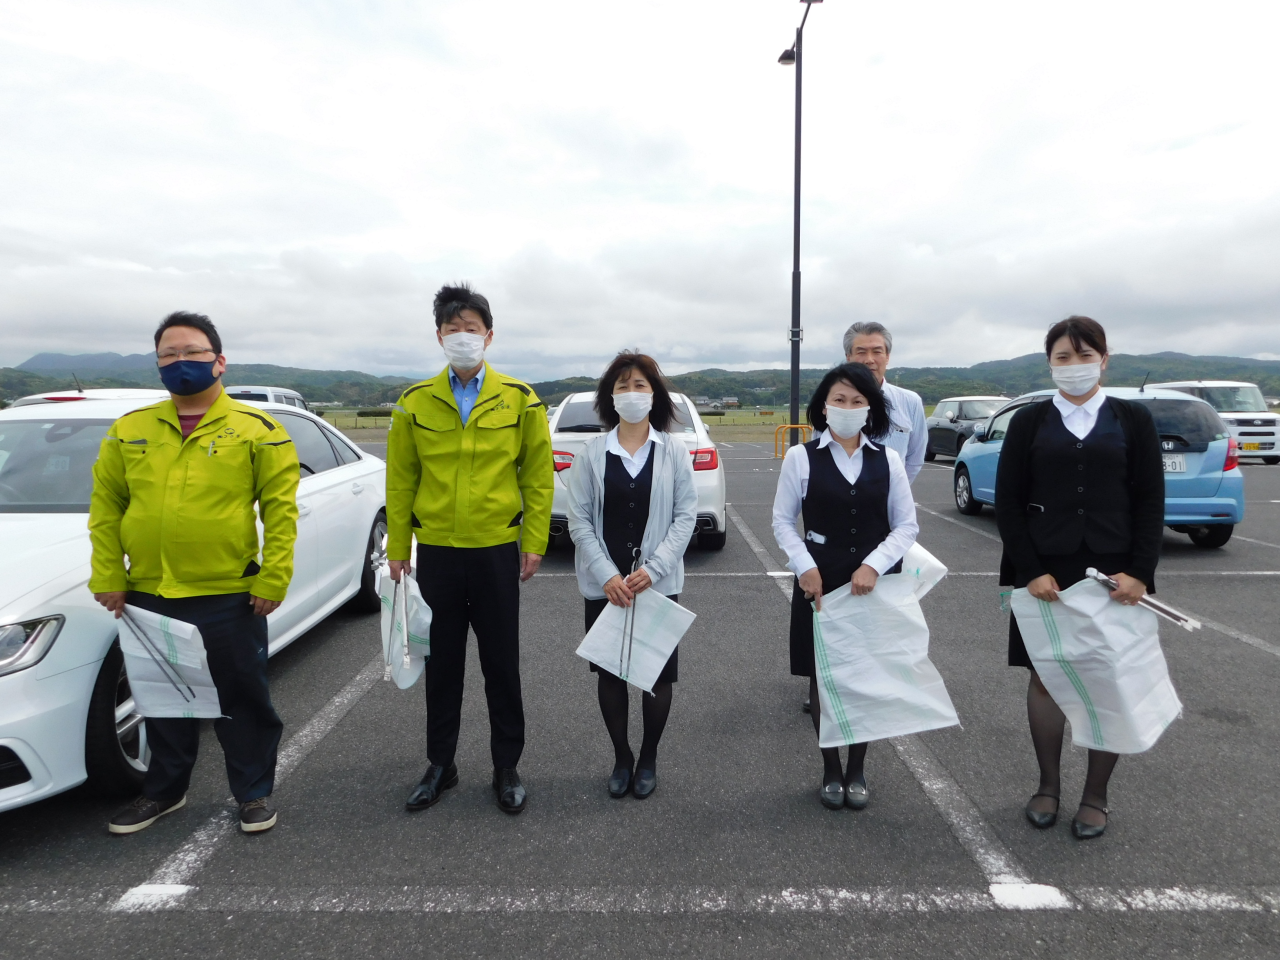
left=351, top=482, right=364, bottom=495
left=298, top=503, right=313, bottom=517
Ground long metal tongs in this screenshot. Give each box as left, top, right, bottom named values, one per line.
left=618, top=548, right=642, bottom=682
left=1085, top=568, right=1202, bottom=632
left=384, top=576, right=402, bottom=682
left=119, top=610, right=196, bottom=702
left=400, top=576, right=412, bottom=672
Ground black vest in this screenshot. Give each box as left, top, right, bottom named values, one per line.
left=1026, top=401, right=1133, bottom=556
left=800, top=439, right=901, bottom=592
left=602, top=450, right=654, bottom=575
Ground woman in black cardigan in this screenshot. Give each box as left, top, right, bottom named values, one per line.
left=995, top=316, right=1164, bottom=840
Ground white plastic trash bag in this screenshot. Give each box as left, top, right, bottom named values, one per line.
left=378, top=564, right=432, bottom=689
left=898, top=543, right=949, bottom=600
left=117, top=607, right=222, bottom=719
left=576, top=590, right=696, bottom=694
left=812, top=574, right=960, bottom=748
left=1010, top=579, right=1181, bottom=754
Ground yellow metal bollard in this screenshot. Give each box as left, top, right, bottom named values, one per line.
left=774, top=424, right=812, bottom=458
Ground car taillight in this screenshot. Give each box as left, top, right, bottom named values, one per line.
left=553, top=451, right=575, bottom=472
left=1224, top=437, right=1239, bottom=472
left=692, top=447, right=718, bottom=471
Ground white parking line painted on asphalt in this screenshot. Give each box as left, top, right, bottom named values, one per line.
left=113, top=655, right=385, bottom=913
left=1234, top=534, right=1280, bottom=550
left=914, top=504, right=1003, bottom=542
left=11, top=884, right=1280, bottom=915
left=1191, top=613, right=1280, bottom=659
left=726, top=505, right=792, bottom=599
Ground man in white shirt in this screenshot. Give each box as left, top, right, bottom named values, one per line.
left=843, top=322, right=927, bottom=483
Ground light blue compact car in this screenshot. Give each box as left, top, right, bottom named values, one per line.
left=952, top=387, right=1245, bottom=548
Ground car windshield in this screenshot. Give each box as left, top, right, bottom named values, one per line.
left=554, top=397, right=697, bottom=434
left=959, top=400, right=1003, bottom=419
left=1171, top=385, right=1267, bottom=413
left=1133, top=399, right=1229, bottom=445
left=0, top=420, right=112, bottom=512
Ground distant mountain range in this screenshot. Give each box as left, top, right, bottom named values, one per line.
left=5, top=350, right=1280, bottom=407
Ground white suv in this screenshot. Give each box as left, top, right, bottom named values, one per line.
left=546, top=392, right=727, bottom=550
left=1147, top=381, right=1278, bottom=464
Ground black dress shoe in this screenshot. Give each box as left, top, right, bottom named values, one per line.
left=608, top=764, right=633, bottom=798
left=820, top=779, right=845, bottom=810
left=405, top=763, right=458, bottom=811
left=1025, top=793, right=1059, bottom=829
left=493, top=767, right=527, bottom=814
left=1071, top=802, right=1108, bottom=840
left=844, top=775, right=868, bottom=810
left=633, top=768, right=657, bottom=799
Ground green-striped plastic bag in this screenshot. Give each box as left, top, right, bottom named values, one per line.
left=812, top=574, right=960, bottom=748
left=118, top=606, right=222, bottom=718
left=1010, top=579, right=1181, bottom=754
left=377, top=564, right=432, bottom=689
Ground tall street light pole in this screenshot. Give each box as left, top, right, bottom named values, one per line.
left=779, top=1, right=820, bottom=447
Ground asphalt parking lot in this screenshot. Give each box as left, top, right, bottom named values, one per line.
left=2, top=444, right=1279, bottom=958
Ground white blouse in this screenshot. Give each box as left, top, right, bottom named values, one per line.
left=770, top=431, right=919, bottom=577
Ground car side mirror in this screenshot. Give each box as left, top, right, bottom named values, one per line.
left=945, top=410, right=957, bottom=422
left=972, top=422, right=987, bottom=441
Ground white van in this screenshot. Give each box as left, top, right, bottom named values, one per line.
left=1147, top=380, right=1278, bottom=464
left=225, top=385, right=311, bottom=411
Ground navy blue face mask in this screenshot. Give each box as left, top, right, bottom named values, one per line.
left=158, top=359, right=221, bottom=396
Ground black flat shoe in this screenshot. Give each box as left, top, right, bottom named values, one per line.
left=493, top=767, right=527, bottom=814
left=844, top=775, right=869, bottom=810
left=820, top=779, right=845, bottom=810
left=1025, top=793, right=1060, bottom=829
left=405, top=763, right=458, bottom=811
left=1072, top=802, right=1108, bottom=840
left=633, top=768, right=657, bottom=799
left=608, top=764, right=633, bottom=798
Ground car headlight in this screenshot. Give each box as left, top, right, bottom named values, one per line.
left=0, top=617, right=64, bottom=678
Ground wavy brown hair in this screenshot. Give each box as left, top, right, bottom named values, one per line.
left=594, top=350, right=678, bottom=432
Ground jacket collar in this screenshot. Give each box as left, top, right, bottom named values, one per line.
left=428, top=361, right=501, bottom=420
left=155, top=388, right=233, bottom=442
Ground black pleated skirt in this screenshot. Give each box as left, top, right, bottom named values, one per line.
left=1007, top=549, right=1134, bottom=668
left=584, top=595, right=679, bottom=684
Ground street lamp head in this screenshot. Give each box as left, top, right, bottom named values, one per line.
left=778, top=47, right=796, bottom=65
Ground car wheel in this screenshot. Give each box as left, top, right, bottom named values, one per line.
left=924, top=446, right=936, bottom=462
left=698, top=528, right=727, bottom=551
left=84, top=642, right=148, bottom=796
left=347, top=510, right=388, bottom=613
left=1264, top=457, right=1280, bottom=465
left=1188, top=524, right=1233, bottom=548
left=954, top=467, right=983, bottom=516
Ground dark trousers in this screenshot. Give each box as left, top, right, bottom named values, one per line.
left=126, top=591, right=283, bottom=805
left=417, top=542, right=524, bottom=769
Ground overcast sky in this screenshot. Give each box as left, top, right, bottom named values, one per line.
left=2, top=0, right=1278, bottom=382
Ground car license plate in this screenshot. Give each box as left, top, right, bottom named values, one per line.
left=1241, top=442, right=1261, bottom=451
left=1162, top=454, right=1186, bottom=472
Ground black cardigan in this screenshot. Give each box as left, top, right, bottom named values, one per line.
left=995, top=396, right=1164, bottom=589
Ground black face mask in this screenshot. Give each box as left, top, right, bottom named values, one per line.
left=158, top=359, right=221, bottom=396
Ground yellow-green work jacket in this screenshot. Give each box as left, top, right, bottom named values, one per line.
left=386, top=363, right=553, bottom=560
left=88, top=390, right=300, bottom=601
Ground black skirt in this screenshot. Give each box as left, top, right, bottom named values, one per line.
left=1007, top=549, right=1135, bottom=668
left=584, top=595, right=679, bottom=684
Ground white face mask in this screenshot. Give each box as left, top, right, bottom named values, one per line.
left=441, top=331, right=487, bottom=368
left=1051, top=361, right=1102, bottom=397
left=825, top=404, right=869, bottom=439
left=612, top=391, right=653, bottom=424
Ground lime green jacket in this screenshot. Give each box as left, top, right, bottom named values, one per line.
left=386, top=363, right=553, bottom=559
left=88, top=391, right=300, bottom=601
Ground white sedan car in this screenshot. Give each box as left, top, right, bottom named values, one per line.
left=0, top=390, right=387, bottom=813
left=546, top=391, right=727, bottom=550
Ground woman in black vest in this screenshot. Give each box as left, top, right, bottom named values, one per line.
left=996, top=316, right=1164, bottom=839
left=565, top=352, right=698, bottom=800
left=771, top=363, right=919, bottom=810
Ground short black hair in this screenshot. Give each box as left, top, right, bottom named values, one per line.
left=594, top=351, right=679, bottom=432
left=433, top=283, right=493, bottom=330
left=154, top=312, right=222, bottom=355
left=1045, top=315, right=1107, bottom=357
left=806, top=362, right=891, bottom=440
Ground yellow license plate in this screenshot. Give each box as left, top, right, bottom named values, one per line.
left=1241, top=442, right=1261, bottom=451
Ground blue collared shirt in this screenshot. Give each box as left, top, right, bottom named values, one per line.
left=449, top=364, right=486, bottom=424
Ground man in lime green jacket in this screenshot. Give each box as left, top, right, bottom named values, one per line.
left=388, top=283, right=553, bottom=815
left=89, top=312, right=299, bottom=836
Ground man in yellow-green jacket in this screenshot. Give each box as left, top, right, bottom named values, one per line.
left=387, top=283, right=553, bottom=815
left=89, top=312, right=299, bottom=836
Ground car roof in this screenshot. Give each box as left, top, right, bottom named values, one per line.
left=225, top=384, right=304, bottom=395
left=1009, top=387, right=1214, bottom=405
left=0, top=395, right=320, bottom=423
left=6, top=388, right=169, bottom=408
left=1146, top=380, right=1259, bottom=388
left=936, top=396, right=1009, bottom=403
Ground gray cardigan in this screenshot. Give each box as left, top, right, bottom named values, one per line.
left=564, top=431, right=699, bottom=600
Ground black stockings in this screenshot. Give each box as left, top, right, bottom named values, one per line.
left=1027, top=671, right=1117, bottom=824
left=597, top=672, right=672, bottom=773
left=809, top=676, right=868, bottom=787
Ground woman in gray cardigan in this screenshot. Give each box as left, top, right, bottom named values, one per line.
left=565, top=351, right=698, bottom=800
